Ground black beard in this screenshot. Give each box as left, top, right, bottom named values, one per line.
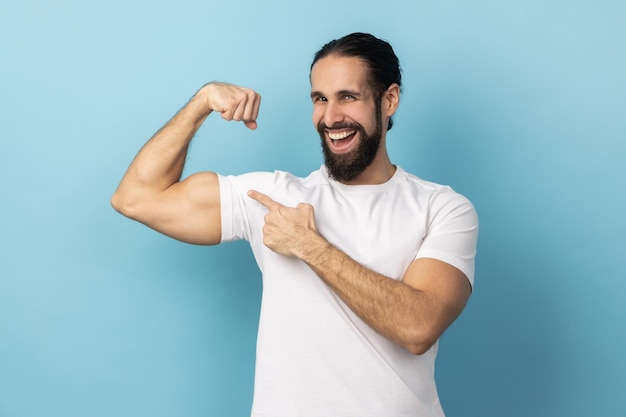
left=318, top=106, right=383, bottom=182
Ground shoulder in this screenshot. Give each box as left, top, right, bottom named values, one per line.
left=218, top=167, right=326, bottom=197
left=393, top=167, right=456, bottom=196
left=394, top=167, right=477, bottom=220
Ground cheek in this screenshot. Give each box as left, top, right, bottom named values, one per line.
left=363, top=105, right=380, bottom=132
left=312, top=107, right=323, bottom=128
left=346, top=108, right=374, bottom=131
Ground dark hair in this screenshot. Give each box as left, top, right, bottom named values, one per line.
left=311, top=32, right=402, bottom=130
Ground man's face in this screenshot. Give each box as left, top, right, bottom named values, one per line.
left=310, top=55, right=383, bottom=182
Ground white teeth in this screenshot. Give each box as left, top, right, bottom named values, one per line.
left=328, top=130, right=355, bottom=140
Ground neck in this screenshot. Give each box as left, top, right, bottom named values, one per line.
left=339, top=150, right=395, bottom=185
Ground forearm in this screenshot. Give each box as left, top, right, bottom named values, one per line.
left=112, top=82, right=260, bottom=243
left=115, top=89, right=212, bottom=199
left=297, top=235, right=436, bottom=354
left=247, top=191, right=470, bottom=354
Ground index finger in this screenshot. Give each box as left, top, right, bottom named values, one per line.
left=247, top=190, right=279, bottom=209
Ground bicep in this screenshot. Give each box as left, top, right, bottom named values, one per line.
left=136, top=171, right=222, bottom=245
left=402, top=257, right=472, bottom=335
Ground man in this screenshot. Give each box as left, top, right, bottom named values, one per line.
left=112, top=32, right=478, bottom=416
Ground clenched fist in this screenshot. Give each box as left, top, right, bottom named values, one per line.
left=201, top=82, right=261, bottom=130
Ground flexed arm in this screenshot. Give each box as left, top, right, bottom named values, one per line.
left=111, top=83, right=261, bottom=245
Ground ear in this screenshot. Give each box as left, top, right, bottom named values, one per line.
left=382, top=83, right=400, bottom=117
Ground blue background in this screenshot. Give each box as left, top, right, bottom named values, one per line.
left=1, top=0, right=624, bottom=416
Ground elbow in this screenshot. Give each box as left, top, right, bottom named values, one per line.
left=110, top=188, right=136, bottom=218
left=404, top=340, right=437, bottom=356
left=401, top=327, right=440, bottom=356
left=405, top=341, right=436, bottom=356
left=110, top=191, right=123, bottom=213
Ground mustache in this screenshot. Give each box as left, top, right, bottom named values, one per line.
left=317, top=121, right=363, bottom=133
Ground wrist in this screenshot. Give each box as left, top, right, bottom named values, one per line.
left=297, top=232, right=333, bottom=266
left=179, top=86, right=213, bottom=128
left=192, top=83, right=217, bottom=116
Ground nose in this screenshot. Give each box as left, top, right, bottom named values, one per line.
left=322, top=101, right=344, bottom=128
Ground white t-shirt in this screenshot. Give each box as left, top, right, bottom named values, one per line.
left=219, top=165, right=478, bottom=417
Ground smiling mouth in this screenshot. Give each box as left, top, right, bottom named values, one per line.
left=328, top=129, right=357, bottom=148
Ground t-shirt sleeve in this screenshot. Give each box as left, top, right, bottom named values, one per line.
left=218, top=171, right=277, bottom=243
left=415, top=189, right=479, bottom=286
left=218, top=173, right=248, bottom=243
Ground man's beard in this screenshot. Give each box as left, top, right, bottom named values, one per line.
left=318, top=104, right=383, bottom=183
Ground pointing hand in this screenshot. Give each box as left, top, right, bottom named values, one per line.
left=247, top=190, right=319, bottom=257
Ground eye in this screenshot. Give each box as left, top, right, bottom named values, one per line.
left=313, top=96, right=327, bottom=103
left=343, top=95, right=355, bottom=101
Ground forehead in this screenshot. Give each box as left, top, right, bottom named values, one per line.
left=310, top=55, right=371, bottom=94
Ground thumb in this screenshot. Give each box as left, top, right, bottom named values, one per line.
left=244, top=120, right=258, bottom=130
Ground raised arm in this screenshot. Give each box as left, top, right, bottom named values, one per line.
left=111, top=82, right=261, bottom=245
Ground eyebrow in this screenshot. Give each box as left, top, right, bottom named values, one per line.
left=310, top=89, right=363, bottom=99
left=337, top=89, right=362, bottom=97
